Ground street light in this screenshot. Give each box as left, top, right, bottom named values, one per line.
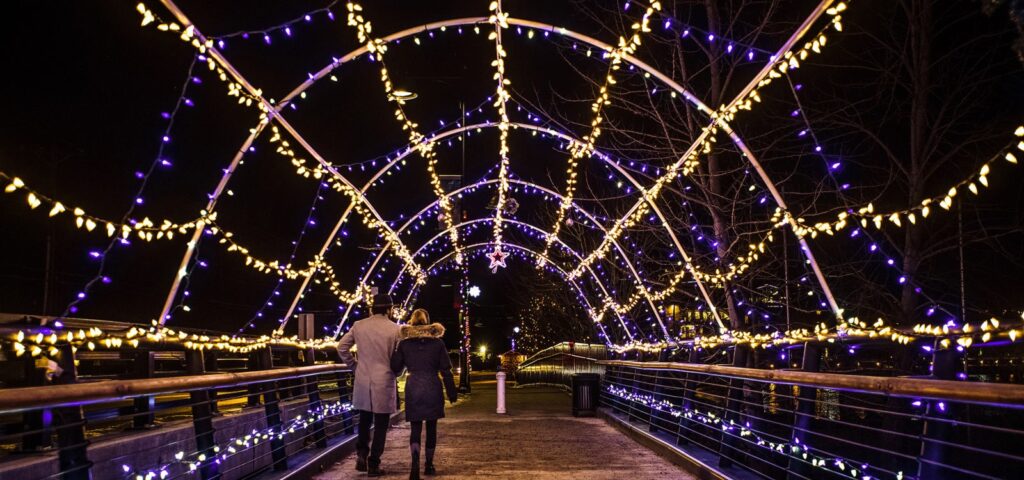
left=389, top=89, right=418, bottom=101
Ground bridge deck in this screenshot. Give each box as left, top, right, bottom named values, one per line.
left=315, top=375, right=693, bottom=479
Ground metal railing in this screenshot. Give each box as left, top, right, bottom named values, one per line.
left=0, top=347, right=356, bottom=480
left=514, top=342, right=606, bottom=388
left=602, top=359, right=1024, bottom=480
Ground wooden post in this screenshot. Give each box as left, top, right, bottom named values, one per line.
left=54, top=344, right=91, bottom=480
left=185, top=350, right=220, bottom=480
left=203, top=351, right=219, bottom=414
left=247, top=351, right=262, bottom=407
left=132, top=351, right=156, bottom=429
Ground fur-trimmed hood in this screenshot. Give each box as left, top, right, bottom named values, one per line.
left=399, top=323, right=445, bottom=339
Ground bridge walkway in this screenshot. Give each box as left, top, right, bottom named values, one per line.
left=315, top=374, right=693, bottom=479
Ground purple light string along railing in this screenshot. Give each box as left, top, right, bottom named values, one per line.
left=238, top=180, right=328, bottom=333
left=57, top=57, right=201, bottom=325
left=605, top=384, right=892, bottom=480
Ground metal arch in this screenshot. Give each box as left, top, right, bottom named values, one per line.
left=391, top=217, right=635, bottom=337
left=242, top=15, right=737, bottom=335
left=155, top=0, right=426, bottom=326
left=345, top=177, right=666, bottom=338
left=230, top=8, right=839, bottom=333
left=275, top=17, right=715, bottom=116
left=393, top=241, right=617, bottom=345
left=277, top=123, right=680, bottom=336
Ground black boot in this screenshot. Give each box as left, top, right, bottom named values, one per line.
left=410, top=442, right=421, bottom=480
left=368, top=463, right=386, bottom=477
left=424, top=448, right=436, bottom=475
left=356, top=451, right=368, bottom=472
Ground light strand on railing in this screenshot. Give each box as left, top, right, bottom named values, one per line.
left=124, top=399, right=353, bottom=479
left=5, top=320, right=340, bottom=357
left=609, top=314, right=1024, bottom=354
left=605, top=384, right=890, bottom=480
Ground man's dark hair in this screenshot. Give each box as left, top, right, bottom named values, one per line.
left=370, top=305, right=391, bottom=316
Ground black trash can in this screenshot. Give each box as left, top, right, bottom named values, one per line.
left=571, top=373, right=601, bottom=417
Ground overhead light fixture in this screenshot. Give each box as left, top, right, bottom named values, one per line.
left=389, top=89, right=418, bottom=101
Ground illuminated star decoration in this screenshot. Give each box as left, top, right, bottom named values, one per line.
left=487, top=247, right=508, bottom=273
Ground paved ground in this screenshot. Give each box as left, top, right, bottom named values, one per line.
left=315, top=373, right=692, bottom=479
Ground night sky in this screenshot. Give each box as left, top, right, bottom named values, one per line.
left=1, top=1, right=1022, bottom=353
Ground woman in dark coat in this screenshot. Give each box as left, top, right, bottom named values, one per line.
left=391, top=309, right=457, bottom=479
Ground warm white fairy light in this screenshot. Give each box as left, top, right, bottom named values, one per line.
left=265, top=125, right=427, bottom=285
left=488, top=0, right=513, bottom=252
left=539, top=1, right=661, bottom=266
left=345, top=1, right=464, bottom=265
left=774, top=126, right=1024, bottom=240
left=567, top=3, right=849, bottom=282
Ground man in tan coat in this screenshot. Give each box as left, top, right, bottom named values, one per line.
left=337, top=293, right=401, bottom=476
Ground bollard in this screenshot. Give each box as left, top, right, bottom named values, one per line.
left=496, top=372, right=507, bottom=414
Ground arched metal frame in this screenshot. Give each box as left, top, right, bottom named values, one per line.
left=394, top=217, right=635, bottom=337
left=154, top=0, right=844, bottom=344
left=407, top=241, right=617, bottom=345
left=339, top=176, right=666, bottom=339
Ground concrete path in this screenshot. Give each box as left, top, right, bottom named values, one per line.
left=315, top=374, right=693, bottom=479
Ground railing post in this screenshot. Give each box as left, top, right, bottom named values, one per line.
left=20, top=355, right=54, bottom=452
left=131, top=350, right=156, bottom=429
left=917, top=348, right=959, bottom=479
left=718, top=345, right=750, bottom=469
left=304, top=347, right=327, bottom=449
left=677, top=347, right=700, bottom=446
left=54, top=343, right=91, bottom=480
left=247, top=351, right=263, bottom=407
left=336, top=369, right=355, bottom=435
left=203, top=351, right=220, bottom=414
left=649, top=369, right=662, bottom=432
left=185, top=350, right=220, bottom=480
left=257, top=348, right=288, bottom=471
left=787, top=343, right=820, bottom=479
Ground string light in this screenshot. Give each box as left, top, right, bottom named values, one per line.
left=773, top=126, right=1024, bottom=239
left=540, top=1, right=661, bottom=265
left=487, top=0, right=514, bottom=254
left=123, top=399, right=353, bottom=479
left=344, top=1, right=464, bottom=265
left=605, top=384, right=891, bottom=480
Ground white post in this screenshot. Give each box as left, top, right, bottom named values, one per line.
left=495, top=371, right=507, bottom=414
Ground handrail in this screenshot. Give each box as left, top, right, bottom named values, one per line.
left=601, top=360, right=1024, bottom=408
left=518, top=352, right=601, bottom=369
left=0, top=363, right=350, bottom=413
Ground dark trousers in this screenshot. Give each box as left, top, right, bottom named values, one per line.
left=357, top=410, right=391, bottom=465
